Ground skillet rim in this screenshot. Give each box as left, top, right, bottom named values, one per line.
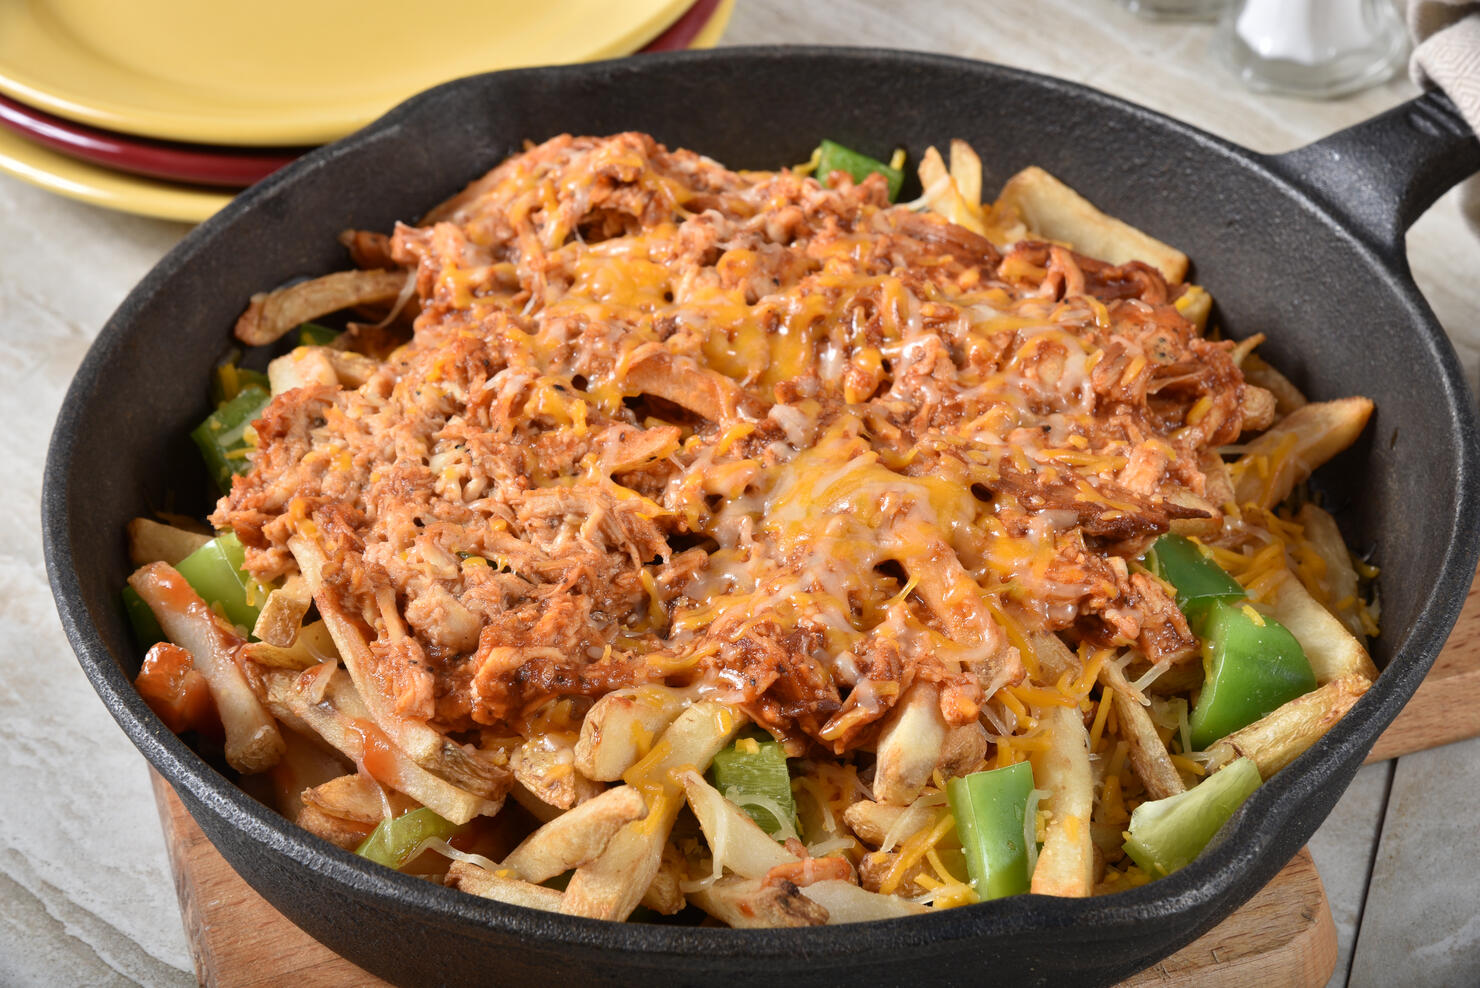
left=42, top=44, right=1480, bottom=967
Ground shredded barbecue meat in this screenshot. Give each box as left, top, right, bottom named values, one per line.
left=215, top=132, right=1245, bottom=752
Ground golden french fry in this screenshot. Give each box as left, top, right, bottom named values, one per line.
left=130, top=562, right=284, bottom=774
left=127, top=518, right=210, bottom=568
left=800, top=879, right=928, bottom=923
left=446, top=861, right=566, bottom=913
left=1029, top=705, right=1094, bottom=897
left=689, top=875, right=829, bottom=929
left=302, top=773, right=409, bottom=825
left=263, top=667, right=499, bottom=825
left=1295, top=503, right=1367, bottom=639
left=562, top=702, right=744, bottom=921
left=511, top=734, right=604, bottom=811
left=252, top=574, right=313, bottom=647
left=296, top=805, right=375, bottom=851
left=1239, top=386, right=1278, bottom=434
left=1100, top=666, right=1185, bottom=800
left=1241, top=352, right=1308, bottom=416
left=938, top=721, right=989, bottom=779
left=1175, top=285, right=1212, bottom=333
left=873, top=682, right=947, bottom=805
left=918, top=146, right=988, bottom=236
left=678, top=769, right=795, bottom=879
left=842, top=799, right=930, bottom=850
left=1028, top=632, right=1079, bottom=684
left=1205, top=675, right=1371, bottom=777
left=1267, top=570, right=1378, bottom=683
left=500, top=786, right=647, bottom=883
left=641, top=842, right=687, bottom=916
left=994, top=166, right=1188, bottom=282
left=574, top=685, right=687, bottom=782
left=235, top=268, right=409, bottom=346
left=241, top=620, right=338, bottom=670
left=1231, top=397, right=1373, bottom=510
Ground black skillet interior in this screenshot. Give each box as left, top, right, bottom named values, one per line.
left=43, top=48, right=1480, bottom=987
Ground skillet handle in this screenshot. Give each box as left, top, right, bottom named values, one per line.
left=1269, top=89, right=1480, bottom=259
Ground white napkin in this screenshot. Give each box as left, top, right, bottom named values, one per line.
left=1409, top=1, right=1480, bottom=131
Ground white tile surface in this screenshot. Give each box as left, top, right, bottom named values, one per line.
left=3, top=1, right=1475, bottom=984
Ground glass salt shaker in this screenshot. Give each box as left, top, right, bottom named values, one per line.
left=1214, top=0, right=1409, bottom=98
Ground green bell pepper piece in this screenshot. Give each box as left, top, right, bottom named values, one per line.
left=174, top=531, right=269, bottom=632
left=191, top=385, right=271, bottom=494
left=708, top=730, right=797, bottom=838
left=356, top=807, right=462, bottom=870
left=1143, top=534, right=1245, bottom=631
left=1123, top=756, right=1261, bottom=878
left=296, top=322, right=340, bottom=347
left=946, top=761, right=1033, bottom=901
left=1189, top=600, right=1317, bottom=750
left=815, top=139, right=904, bottom=202
left=122, top=585, right=165, bottom=648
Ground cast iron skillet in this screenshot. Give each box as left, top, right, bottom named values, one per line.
left=42, top=48, right=1480, bottom=986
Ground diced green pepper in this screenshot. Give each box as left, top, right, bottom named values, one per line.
left=946, top=761, right=1033, bottom=901
left=174, top=531, right=269, bottom=632
left=191, top=385, right=271, bottom=494
left=122, top=585, right=165, bottom=648
left=1189, top=600, right=1317, bottom=750
left=708, top=730, right=797, bottom=838
left=1143, top=534, right=1245, bottom=631
left=356, top=807, right=462, bottom=870
left=815, top=139, right=904, bottom=202
left=210, top=358, right=270, bottom=406
left=296, top=322, right=340, bottom=347
left=1123, top=757, right=1261, bottom=878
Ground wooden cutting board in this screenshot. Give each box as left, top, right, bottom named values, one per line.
left=150, top=561, right=1480, bottom=988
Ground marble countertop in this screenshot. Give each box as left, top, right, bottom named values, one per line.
left=2, top=2, right=1476, bottom=985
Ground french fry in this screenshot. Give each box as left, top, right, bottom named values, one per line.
left=1239, top=385, right=1278, bottom=434
left=288, top=533, right=507, bottom=799
left=689, top=875, right=829, bottom=929
left=267, top=724, right=352, bottom=825
left=917, top=146, right=988, bottom=236
left=561, top=702, right=743, bottom=921
left=302, top=773, right=411, bottom=825
left=129, top=562, right=284, bottom=774
left=500, top=786, right=647, bottom=883
left=1295, top=503, right=1367, bottom=639
left=842, top=799, right=929, bottom=850
left=235, top=268, right=410, bottom=346
left=621, top=347, right=760, bottom=424
left=1231, top=397, right=1373, bottom=510
left=262, top=667, right=500, bottom=825
left=994, top=166, right=1188, bottom=283
left=127, top=518, right=210, bottom=567
left=267, top=346, right=379, bottom=394
left=1204, top=675, right=1371, bottom=777
left=1266, top=570, right=1378, bottom=683
left=511, top=734, right=603, bottom=811
left=1100, top=665, right=1185, bottom=800
left=800, top=879, right=928, bottom=922
left=641, top=842, right=687, bottom=915
left=678, top=769, right=795, bottom=879
left=446, top=861, right=565, bottom=913
left=574, top=685, right=687, bottom=781
left=1029, top=705, right=1094, bottom=897
left=1241, top=352, right=1308, bottom=416
left=1174, top=285, right=1212, bottom=333
left=1028, top=631, right=1079, bottom=684
left=241, top=620, right=338, bottom=670
left=253, top=574, right=313, bottom=647
left=873, top=683, right=947, bottom=805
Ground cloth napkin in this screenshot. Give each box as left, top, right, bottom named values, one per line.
left=1406, top=1, right=1480, bottom=231
left=1408, top=1, right=1480, bottom=132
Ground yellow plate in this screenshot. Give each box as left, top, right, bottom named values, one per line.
left=0, top=0, right=693, bottom=146
left=0, top=125, right=231, bottom=223
left=0, top=0, right=732, bottom=224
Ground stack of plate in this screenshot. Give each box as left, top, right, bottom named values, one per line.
left=0, top=0, right=732, bottom=222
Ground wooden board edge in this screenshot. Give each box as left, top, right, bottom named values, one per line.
left=1119, top=847, right=1335, bottom=988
